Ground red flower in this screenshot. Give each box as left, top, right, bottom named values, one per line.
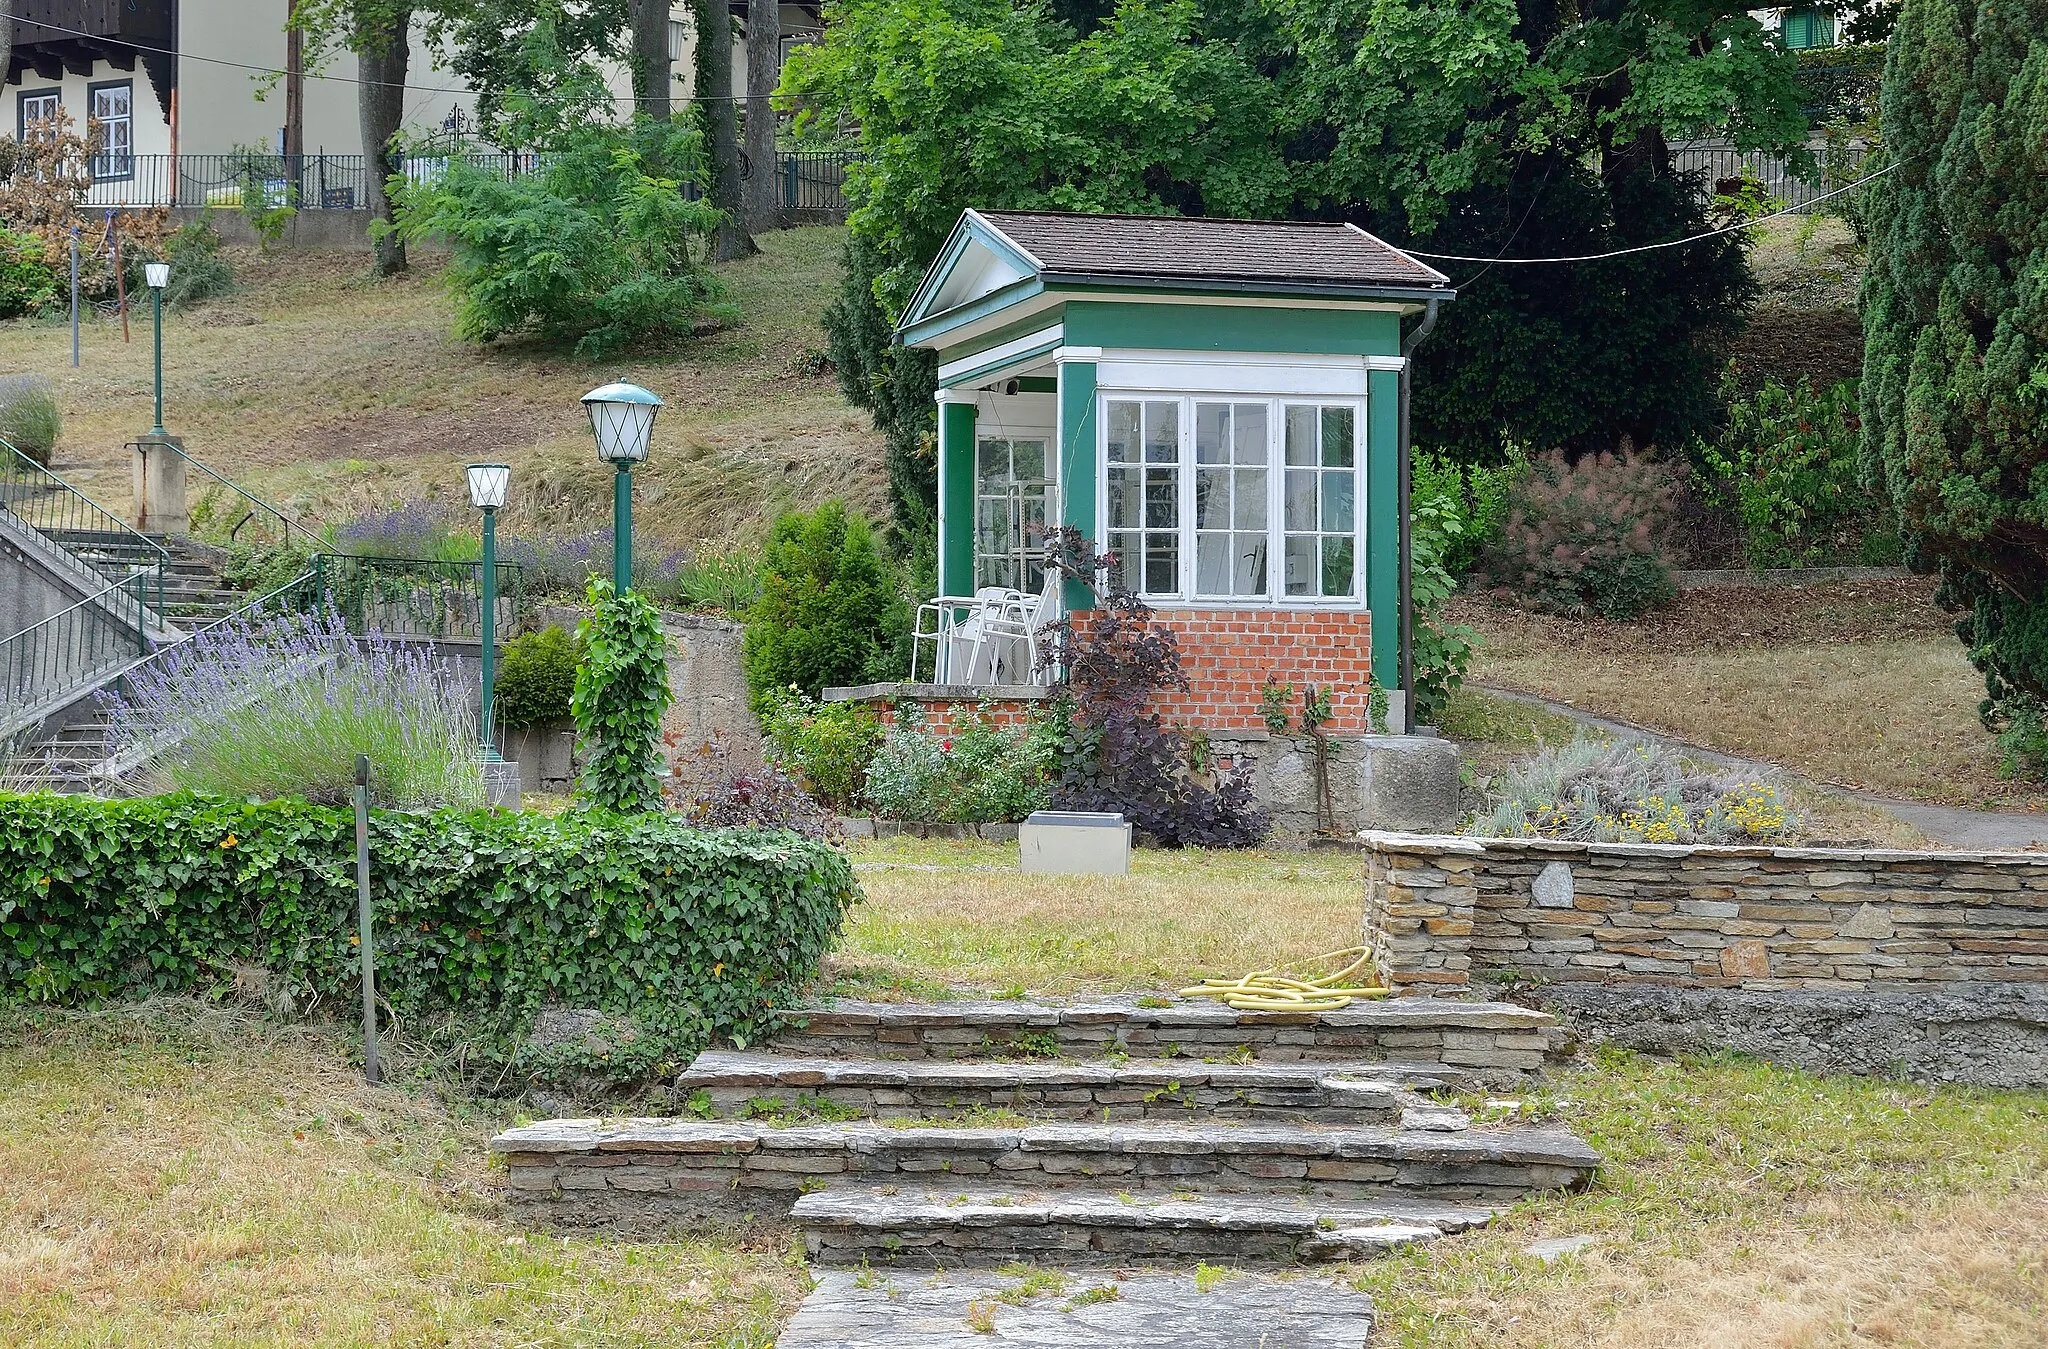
left=941, top=739, right=953, bottom=752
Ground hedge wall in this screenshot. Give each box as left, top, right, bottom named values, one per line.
left=0, top=793, right=859, bottom=1069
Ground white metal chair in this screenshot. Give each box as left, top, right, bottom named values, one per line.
left=974, top=564, right=1063, bottom=685
left=910, top=585, right=1022, bottom=683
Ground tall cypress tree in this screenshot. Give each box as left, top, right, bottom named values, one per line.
left=1860, top=0, right=2048, bottom=767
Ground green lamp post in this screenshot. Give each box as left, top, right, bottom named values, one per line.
left=144, top=261, right=170, bottom=435
left=580, top=379, right=663, bottom=593
left=466, top=462, right=511, bottom=754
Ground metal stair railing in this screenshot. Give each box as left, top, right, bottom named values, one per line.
left=2, top=439, right=169, bottom=601
left=0, top=570, right=160, bottom=737
left=166, top=442, right=330, bottom=553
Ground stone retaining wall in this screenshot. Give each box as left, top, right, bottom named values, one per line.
left=1362, top=832, right=2048, bottom=994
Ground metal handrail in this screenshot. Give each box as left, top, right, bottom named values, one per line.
left=309, top=552, right=525, bottom=641
left=3, top=438, right=170, bottom=577
left=0, top=570, right=159, bottom=735
left=161, top=440, right=329, bottom=553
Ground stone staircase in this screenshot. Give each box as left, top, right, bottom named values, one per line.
left=42, top=528, right=250, bottom=629
left=492, top=996, right=1599, bottom=1269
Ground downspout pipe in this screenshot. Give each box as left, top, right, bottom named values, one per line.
left=1397, top=297, right=1441, bottom=734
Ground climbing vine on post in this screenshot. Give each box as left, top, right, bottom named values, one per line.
left=573, top=576, right=672, bottom=812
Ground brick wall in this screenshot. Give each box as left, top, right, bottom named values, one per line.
left=1362, top=832, right=2048, bottom=994
left=1075, top=608, right=1376, bottom=734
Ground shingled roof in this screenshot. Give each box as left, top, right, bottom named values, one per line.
left=973, top=211, right=1450, bottom=292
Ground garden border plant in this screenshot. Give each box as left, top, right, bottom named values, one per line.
left=0, top=793, right=858, bottom=1084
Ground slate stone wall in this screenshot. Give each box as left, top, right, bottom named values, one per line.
left=1362, top=832, right=2048, bottom=995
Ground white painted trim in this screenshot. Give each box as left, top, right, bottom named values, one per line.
left=1363, top=354, right=1408, bottom=372
left=938, top=322, right=1065, bottom=385
left=1055, top=345, right=1104, bottom=363
left=936, top=388, right=979, bottom=405
left=1342, top=223, right=1452, bottom=286
left=1098, top=349, right=1370, bottom=399
left=964, top=209, right=1044, bottom=269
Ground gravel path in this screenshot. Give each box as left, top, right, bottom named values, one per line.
left=1475, top=684, right=2048, bottom=850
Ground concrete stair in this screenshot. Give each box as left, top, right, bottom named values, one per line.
left=494, top=996, right=1599, bottom=1267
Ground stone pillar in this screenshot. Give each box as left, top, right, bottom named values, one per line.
left=1361, top=833, right=1481, bottom=994
left=131, top=432, right=188, bottom=535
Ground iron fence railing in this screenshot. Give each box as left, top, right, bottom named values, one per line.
left=0, top=569, right=157, bottom=731
left=163, top=441, right=329, bottom=553
left=2, top=439, right=169, bottom=595
left=308, top=553, right=525, bottom=642
left=1670, top=141, right=1830, bottom=209
left=73, top=150, right=860, bottom=215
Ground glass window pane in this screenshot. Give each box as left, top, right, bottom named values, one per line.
left=1283, top=536, right=1316, bottom=596
left=1011, top=439, right=1045, bottom=481
left=1233, top=403, right=1268, bottom=464
left=1321, top=536, right=1355, bottom=597
left=1144, top=532, right=1178, bottom=593
left=1143, top=466, right=1178, bottom=529
left=1321, top=406, right=1355, bottom=468
left=1285, top=405, right=1317, bottom=466
left=1233, top=468, right=1266, bottom=530
left=1322, top=471, right=1354, bottom=532
left=1285, top=469, right=1316, bottom=531
left=977, top=438, right=1010, bottom=484
left=1195, top=467, right=1231, bottom=529
left=1106, top=402, right=1140, bottom=463
left=1195, top=403, right=1229, bottom=464
left=1195, top=532, right=1230, bottom=594
left=1106, top=468, right=1136, bottom=529
left=1236, top=535, right=1267, bottom=596
left=1145, top=400, right=1180, bottom=463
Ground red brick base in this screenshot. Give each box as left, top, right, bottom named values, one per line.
left=1074, top=607, right=1376, bottom=734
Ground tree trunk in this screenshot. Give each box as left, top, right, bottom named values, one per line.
left=631, top=0, right=671, bottom=122
left=0, top=5, right=15, bottom=118
left=358, top=5, right=411, bottom=276
left=691, top=0, right=756, bottom=260
left=742, top=0, right=780, bottom=232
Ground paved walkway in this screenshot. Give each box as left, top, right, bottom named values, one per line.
left=775, top=1269, right=1375, bottom=1348
left=1476, top=685, right=2048, bottom=850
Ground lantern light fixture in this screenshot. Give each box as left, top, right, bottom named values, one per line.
left=144, top=261, right=170, bottom=290
left=580, top=378, right=663, bottom=465
left=465, top=462, right=511, bottom=512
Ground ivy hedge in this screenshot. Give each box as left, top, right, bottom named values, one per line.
left=0, top=793, right=858, bottom=1075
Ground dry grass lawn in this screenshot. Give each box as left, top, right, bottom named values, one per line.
left=1458, top=579, right=2048, bottom=814
left=0, top=1004, right=804, bottom=1348
left=0, top=228, right=887, bottom=548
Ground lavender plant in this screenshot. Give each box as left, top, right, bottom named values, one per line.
left=103, top=609, right=485, bottom=808
left=501, top=526, right=691, bottom=601
left=333, top=500, right=480, bottom=562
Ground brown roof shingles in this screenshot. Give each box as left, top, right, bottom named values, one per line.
left=974, top=211, right=1449, bottom=291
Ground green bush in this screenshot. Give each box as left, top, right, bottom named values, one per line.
left=1412, top=448, right=1528, bottom=579
left=0, top=792, right=857, bottom=1076
left=496, top=626, right=581, bottom=729
left=393, top=118, right=733, bottom=357
left=1409, top=494, right=1478, bottom=726
left=0, top=374, right=62, bottom=466
left=756, top=684, right=883, bottom=815
left=573, top=579, right=672, bottom=813
left=862, top=702, right=1057, bottom=823
left=1483, top=450, right=1678, bottom=621
left=1701, top=368, right=1897, bottom=569
left=742, top=501, right=909, bottom=706
left=0, top=228, right=60, bottom=320
left=126, top=218, right=237, bottom=310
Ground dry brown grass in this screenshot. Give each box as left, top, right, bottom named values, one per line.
left=835, top=836, right=1365, bottom=999
left=0, top=227, right=888, bottom=549
left=0, top=1003, right=803, bottom=1347
left=1458, top=582, right=2048, bottom=813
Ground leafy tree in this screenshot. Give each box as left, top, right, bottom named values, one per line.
left=392, top=118, right=731, bottom=355
left=1860, top=0, right=2048, bottom=773
left=741, top=501, right=910, bottom=706
left=573, top=578, right=673, bottom=813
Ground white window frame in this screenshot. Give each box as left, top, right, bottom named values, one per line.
left=87, top=80, right=133, bottom=181
left=1097, top=389, right=1367, bottom=610
left=18, top=89, right=60, bottom=141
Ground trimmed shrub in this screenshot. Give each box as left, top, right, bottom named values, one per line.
left=1483, top=450, right=1678, bottom=621
left=0, top=792, right=857, bottom=1074
left=1471, top=736, right=1798, bottom=844
left=573, top=578, right=672, bottom=813
left=742, top=501, right=909, bottom=706
left=755, top=684, right=883, bottom=815
left=0, top=373, right=61, bottom=466
left=496, top=625, right=580, bottom=729
left=863, top=702, right=1057, bottom=824
left=0, top=229, right=61, bottom=320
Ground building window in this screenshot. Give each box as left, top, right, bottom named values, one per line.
left=1782, top=6, right=1836, bottom=49
left=669, top=18, right=687, bottom=62
left=973, top=435, right=1055, bottom=592
left=18, top=89, right=60, bottom=141
left=1102, top=394, right=1363, bottom=605
left=88, top=82, right=133, bottom=180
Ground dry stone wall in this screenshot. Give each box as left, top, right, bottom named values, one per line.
left=1361, top=832, right=2048, bottom=994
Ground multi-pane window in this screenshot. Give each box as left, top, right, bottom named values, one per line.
left=1104, top=399, right=1183, bottom=597
left=18, top=90, right=59, bottom=141
left=1193, top=401, right=1269, bottom=597
left=1283, top=404, right=1358, bottom=598
left=973, top=435, right=1055, bottom=591
left=1102, top=395, right=1362, bottom=603
left=89, top=83, right=133, bottom=180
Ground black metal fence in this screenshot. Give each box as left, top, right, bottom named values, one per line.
left=78, top=151, right=858, bottom=217
left=1670, top=142, right=1832, bottom=209
left=308, top=553, right=525, bottom=643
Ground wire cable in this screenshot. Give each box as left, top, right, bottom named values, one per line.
left=1404, top=159, right=1892, bottom=266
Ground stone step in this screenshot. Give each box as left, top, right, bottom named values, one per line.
left=770, top=997, right=1559, bottom=1083
left=492, top=1118, right=1600, bottom=1225
left=793, top=1183, right=1497, bottom=1267
left=676, top=1051, right=1468, bottom=1124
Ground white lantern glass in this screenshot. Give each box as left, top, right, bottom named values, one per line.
left=466, top=462, right=511, bottom=511
left=143, top=262, right=170, bottom=289
left=581, top=379, right=663, bottom=465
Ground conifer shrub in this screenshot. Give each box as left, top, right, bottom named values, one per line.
left=741, top=501, right=909, bottom=706
left=1482, top=450, right=1678, bottom=621
left=495, top=625, right=581, bottom=729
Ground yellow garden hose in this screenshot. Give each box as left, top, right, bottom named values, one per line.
left=1178, top=946, right=1392, bottom=1012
